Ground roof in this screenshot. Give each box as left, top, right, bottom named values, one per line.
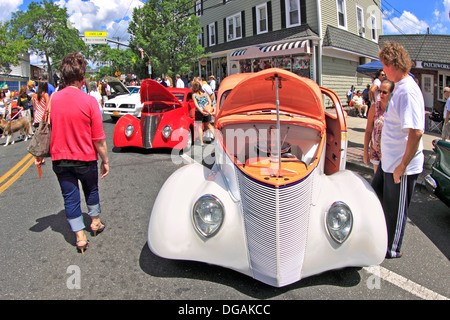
left=379, top=34, right=450, bottom=64
left=323, top=25, right=380, bottom=59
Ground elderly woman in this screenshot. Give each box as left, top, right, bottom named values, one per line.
left=35, top=52, right=109, bottom=254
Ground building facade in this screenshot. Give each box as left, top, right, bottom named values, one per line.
left=380, top=34, right=450, bottom=112
left=0, top=53, right=31, bottom=93
left=195, top=0, right=382, bottom=103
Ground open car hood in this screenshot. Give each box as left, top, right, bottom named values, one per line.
left=105, top=76, right=130, bottom=95
left=216, top=68, right=324, bottom=122
left=140, top=79, right=181, bottom=104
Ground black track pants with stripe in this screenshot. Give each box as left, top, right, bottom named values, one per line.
left=371, top=164, right=418, bottom=258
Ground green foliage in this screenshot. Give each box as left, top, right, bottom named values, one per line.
left=128, top=0, right=204, bottom=77
left=10, top=0, right=86, bottom=83
left=0, top=21, right=28, bottom=74
left=88, top=45, right=138, bottom=79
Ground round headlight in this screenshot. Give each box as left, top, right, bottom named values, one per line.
left=192, top=195, right=224, bottom=238
left=162, top=125, right=172, bottom=139
left=125, top=124, right=134, bottom=138
left=326, top=201, right=353, bottom=244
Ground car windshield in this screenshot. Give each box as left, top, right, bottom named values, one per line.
left=126, top=87, right=140, bottom=94
left=173, top=93, right=185, bottom=102
left=221, top=121, right=322, bottom=177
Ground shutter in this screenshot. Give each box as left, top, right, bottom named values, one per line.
left=268, top=1, right=273, bottom=32
left=300, top=0, right=306, bottom=24
left=252, top=6, right=257, bottom=36
left=241, top=11, right=246, bottom=38
left=223, top=18, right=227, bottom=43
left=201, top=27, right=204, bottom=47
left=206, top=25, right=210, bottom=47
left=215, top=21, right=218, bottom=45
left=280, top=0, right=286, bottom=29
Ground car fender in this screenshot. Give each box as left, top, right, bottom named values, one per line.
left=113, top=114, right=143, bottom=148
left=301, top=170, right=387, bottom=278
left=148, top=163, right=251, bottom=276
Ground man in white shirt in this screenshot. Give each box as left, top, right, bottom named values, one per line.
left=372, top=42, right=424, bottom=259
left=441, top=87, right=450, bottom=141
left=175, top=74, right=185, bottom=88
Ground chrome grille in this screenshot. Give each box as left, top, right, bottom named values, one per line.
left=237, top=170, right=312, bottom=287
left=142, top=115, right=162, bottom=148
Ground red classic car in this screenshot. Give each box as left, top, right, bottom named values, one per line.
left=113, top=79, right=195, bottom=151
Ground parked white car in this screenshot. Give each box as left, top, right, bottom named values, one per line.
left=103, top=78, right=142, bottom=122
left=148, top=68, right=387, bottom=287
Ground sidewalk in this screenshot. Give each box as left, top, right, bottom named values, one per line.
left=345, top=114, right=439, bottom=186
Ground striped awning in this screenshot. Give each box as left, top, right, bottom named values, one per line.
left=260, top=40, right=310, bottom=53
left=230, top=49, right=247, bottom=57
left=229, top=40, right=311, bottom=60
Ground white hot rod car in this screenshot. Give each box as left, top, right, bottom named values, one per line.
left=148, top=68, right=387, bottom=287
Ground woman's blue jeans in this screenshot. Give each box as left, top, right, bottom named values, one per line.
left=53, top=162, right=101, bottom=232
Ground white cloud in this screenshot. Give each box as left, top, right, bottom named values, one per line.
left=383, top=10, right=429, bottom=34
left=429, top=0, right=450, bottom=33
left=0, top=0, right=23, bottom=23
left=60, top=0, right=144, bottom=42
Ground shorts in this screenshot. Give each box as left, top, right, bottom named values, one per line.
left=195, top=110, right=211, bottom=123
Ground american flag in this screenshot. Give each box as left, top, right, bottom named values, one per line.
left=137, top=46, right=144, bottom=59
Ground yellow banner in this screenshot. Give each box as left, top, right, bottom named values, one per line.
left=84, top=31, right=107, bottom=37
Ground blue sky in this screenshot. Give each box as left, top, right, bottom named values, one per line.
left=1, top=0, right=449, bottom=36
left=381, top=0, right=450, bottom=34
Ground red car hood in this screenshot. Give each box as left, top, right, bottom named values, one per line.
left=140, top=79, right=181, bottom=105
left=216, top=68, right=325, bottom=123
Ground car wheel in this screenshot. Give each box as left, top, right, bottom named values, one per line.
left=183, top=127, right=193, bottom=154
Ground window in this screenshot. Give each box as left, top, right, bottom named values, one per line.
left=438, top=73, right=450, bottom=100
left=356, top=5, right=364, bottom=36
left=286, top=0, right=301, bottom=27
left=370, top=14, right=377, bottom=40
left=227, top=13, right=242, bottom=41
left=208, top=23, right=216, bottom=46
left=337, top=0, right=347, bottom=29
left=195, top=0, right=202, bottom=17
left=256, top=3, right=268, bottom=34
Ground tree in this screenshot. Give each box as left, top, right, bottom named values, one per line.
left=10, top=0, right=86, bottom=85
left=0, top=21, right=28, bottom=74
left=128, top=0, right=204, bottom=77
left=88, top=45, right=138, bottom=79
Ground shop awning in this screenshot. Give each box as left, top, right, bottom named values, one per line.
left=260, top=40, right=310, bottom=54
left=230, top=49, right=247, bottom=57
left=229, top=40, right=311, bottom=61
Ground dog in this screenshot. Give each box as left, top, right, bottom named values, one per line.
left=0, top=117, right=32, bottom=146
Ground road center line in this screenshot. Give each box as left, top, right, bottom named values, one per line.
left=0, top=153, right=32, bottom=185
left=0, top=154, right=35, bottom=195
left=364, top=266, right=449, bottom=300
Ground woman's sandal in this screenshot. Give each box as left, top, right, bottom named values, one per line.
left=90, top=223, right=105, bottom=237
left=76, top=239, right=90, bottom=254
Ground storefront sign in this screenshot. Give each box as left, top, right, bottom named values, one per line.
left=422, top=61, right=450, bottom=70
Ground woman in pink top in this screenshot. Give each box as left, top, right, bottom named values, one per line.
left=32, top=81, right=49, bottom=126
left=34, top=52, right=110, bottom=254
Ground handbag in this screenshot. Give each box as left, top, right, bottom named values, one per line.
left=27, top=96, right=52, bottom=158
